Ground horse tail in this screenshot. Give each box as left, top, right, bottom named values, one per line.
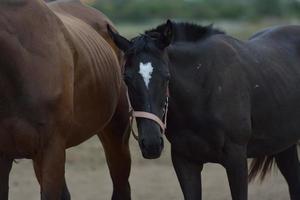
left=248, top=156, right=275, bottom=183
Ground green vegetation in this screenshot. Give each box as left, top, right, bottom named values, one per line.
left=114, top=19, right=298, bottom=40
left=92, top=0, right=300, bottom=23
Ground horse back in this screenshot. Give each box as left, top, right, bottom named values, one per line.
left=47, top=0, right=123, bottom=61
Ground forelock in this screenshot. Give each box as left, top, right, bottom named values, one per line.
left=125, top=34, right=157, bottom=56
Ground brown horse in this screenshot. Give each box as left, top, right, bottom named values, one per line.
left=0, top=0, right=131, bottom=199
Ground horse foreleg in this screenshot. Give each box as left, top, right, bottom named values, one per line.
left=171, top=148, right=203, bottom=200
left=222, top=143, right=248, bottom=200
left=275, top=145, right=300, bottom=200
left=33, top=136, right=66, bottom=200
left=98, top=128, right=131, bottom=200
left=0, top=157, right=13, bottom=200
left=33, top=160, right=70, bottom=200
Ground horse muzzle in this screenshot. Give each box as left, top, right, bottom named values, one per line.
left=137, top=120, right=164, bottom=159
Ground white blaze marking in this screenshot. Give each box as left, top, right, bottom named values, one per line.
left=139, top=62, right=153, bottom=88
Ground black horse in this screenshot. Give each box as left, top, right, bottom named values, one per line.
left=108, top=20, right=300, bottom=200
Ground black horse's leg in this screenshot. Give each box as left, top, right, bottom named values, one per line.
left=275, top=145, right=300, bottom=200
left=223, top=144, right=248, bottom=200
left=0, top=157, right=13, bottom=200
left=171, top=148, right=203, bottom=200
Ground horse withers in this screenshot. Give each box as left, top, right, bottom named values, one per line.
left=0, top=0, right=131, bottom=200
left=109, top=20, right=300, bottom=200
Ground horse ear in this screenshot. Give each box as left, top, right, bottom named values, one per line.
left=160, top=19, right=173, bottom=48
left=107, top=24, right=130, bottom=52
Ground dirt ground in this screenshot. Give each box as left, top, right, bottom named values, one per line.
left=9, top=136, right=289, bottom=200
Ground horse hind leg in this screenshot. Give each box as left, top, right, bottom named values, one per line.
left=98, top=129, right=131, bottom=200
left=275, top=145, right=300, bottom=200
left=98, top=117, right=131, bottom=200
left=0, top=157, right=13, bottom=200
left=97, top=88, right=132, bottom=200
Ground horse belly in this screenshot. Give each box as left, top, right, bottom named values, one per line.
left=248, top=112, right=300, bottom=157
left=69, top=56, right=121, bottom=146
left=248, top=77, right=300, bottom=157
left=67, top=83, right=120, bottom=146
left=168, top=128, right=225, bottom=163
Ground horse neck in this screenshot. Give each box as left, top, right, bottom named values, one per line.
left=167, top=41, right=212, bottom=74
left=171, top=23, right=224, bottom=43
left=167, top=42, right=214, bottom=103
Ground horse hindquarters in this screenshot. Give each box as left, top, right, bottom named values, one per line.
left=275, top=145, right=300, bottom=200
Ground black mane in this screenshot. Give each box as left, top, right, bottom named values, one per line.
left=146, top=21, right=225, bottom=42
left=124, top=21, right=225, bottom=55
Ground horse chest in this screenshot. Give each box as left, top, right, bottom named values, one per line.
left=0, top=117, right=39, bottom=159
left=167, top=128, right=225, bottom=163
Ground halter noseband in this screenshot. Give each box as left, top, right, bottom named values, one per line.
left=127, top=86, right=170, bottom=140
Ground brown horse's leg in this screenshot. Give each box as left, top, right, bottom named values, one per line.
left=98, top=84, right=131, bottom=200
left=33, top=160, right=70, bottom=200
left=98, top=118, right=131, bottom=200
left=0, top=157, right=13, bottom=200
left=33, top=136, right=66, bottom=200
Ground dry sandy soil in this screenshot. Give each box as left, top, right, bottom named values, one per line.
left=9, top=136, right=289, bottom=200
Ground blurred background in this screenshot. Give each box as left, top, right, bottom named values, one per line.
left=10, top=0, right=298, bottom=199
left=90, top=0, right=300, bottom=39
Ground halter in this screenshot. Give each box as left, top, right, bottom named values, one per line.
left=127, top=86, right=170, bottom=140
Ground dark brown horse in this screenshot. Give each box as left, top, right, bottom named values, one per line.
left=109, top=20, right=300, bottom=200
left=0, top=0, right=131, bottom=199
